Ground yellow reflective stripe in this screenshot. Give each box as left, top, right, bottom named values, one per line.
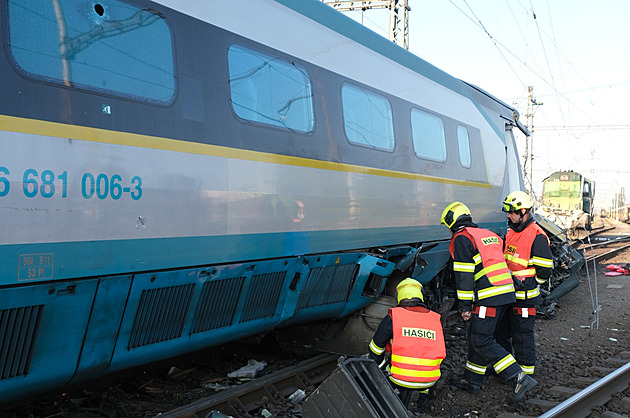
left=466, top=360, right=487, bottom=375
left=454, top=261, right=475, bottom=272
left=535, top=276, right=546, bottom=284
left=474, top=269, right=511, bottom=283
left=457, top=290, right=474, bottom=300
left=515, top=287, right=540, bottom=300
left=474, top=263, right=511, bottom=282
left=485, top=262, right=510, bottom=274
left=505, top=253, right=528, bottom=267
left=476, top=283, right=514, bottom=299
left=513, top=268, right=536, bottom=277
left=390, top=366, right=441, bottom=378
left=532, top=256, right=553, bottom=268
left=391, top=355, right=443, bottom=367
left=486, top=272, right=513, bottom=285
left=521, top=365, right=535, bottom=374
left=473, top=254, right=482, bottom=264
left=388, top=374, right=437, bottom=389
left=369, top=340, right=386, bottom=355
left=493, top=354, right=516, bottom=373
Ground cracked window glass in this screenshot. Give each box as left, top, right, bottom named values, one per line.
left=342, top=83, right=394, bottom=151
left=7, top=0, right=175, bottom=103
left=228, top=44, right=314, bottom=133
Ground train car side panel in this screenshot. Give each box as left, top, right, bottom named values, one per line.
left=0, top=280, right=99, bottom=402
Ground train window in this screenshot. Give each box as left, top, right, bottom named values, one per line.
left=341, top=84, right=394, bottom=151
left=410, top=109, right=446, bottom=162
left=228, top=44, right=314, bottom=132
left=6, top=0, right=176, bottom=103
left=457, top=125, right=472, bottom=168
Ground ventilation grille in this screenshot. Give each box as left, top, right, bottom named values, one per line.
left=0, top=305, right=42, bottom=380
left=297, top=264, right=356, bottom=310
left=240, top=272, right=286, bottom=323
left=192, top=277, right=245, bottom=334
left=128, top=284, right=194, bottom=349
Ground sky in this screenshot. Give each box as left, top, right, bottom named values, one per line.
left=335, top=0, right=630, bottom=211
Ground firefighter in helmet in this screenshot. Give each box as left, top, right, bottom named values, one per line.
left=496, top=191, right=554, bottom=376
left=368, top=278, right=446, bottom=413
left=441, top=201, right=536, bottom=404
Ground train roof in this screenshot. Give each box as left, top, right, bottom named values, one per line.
left=274, top=0, right=529, bottom=137
left=542, top=171, right=593, bottom=183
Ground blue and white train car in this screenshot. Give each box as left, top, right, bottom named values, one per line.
left=0, top=0, right=525, bottom=404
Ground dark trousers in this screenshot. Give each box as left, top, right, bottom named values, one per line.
left=388, top=379, right=429, bottom=413
left=495, top=305, right=536, bottom=371
left=464, top=305, right=522, bottom=385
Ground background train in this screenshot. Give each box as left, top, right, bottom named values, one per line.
left=0, top=0, right=579, bottom=405
left=537, top=170, right=596, bottom=232
left=603, top=205, right=630, bottom=223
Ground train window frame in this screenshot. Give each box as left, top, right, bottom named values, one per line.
left=410, top=108, right=447, bottom=163
left=227, top=43, right=315, bottom=133
left=457, top=125, right=472, bottom=168
left=5, top=0, right=176, bottom=104
left=341, top=83, right=395, bottom=152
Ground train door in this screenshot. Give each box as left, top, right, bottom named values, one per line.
left=582, top=179, right=595, bottom=229
left=504, top=124, right=525, bottom=194
left=582, top=180, right=594, bottom=215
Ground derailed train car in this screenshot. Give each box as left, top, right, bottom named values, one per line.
left=0, top=0, right=580, bottom=404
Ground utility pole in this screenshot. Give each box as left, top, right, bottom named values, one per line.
left=322, top=0, right=411, bottom=49
left=523, top=86, right=542, bottom=197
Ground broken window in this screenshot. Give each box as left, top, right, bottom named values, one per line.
left=342, top=83, right=395, bottom=151
left=228, top=44, right=314, bottom=133
left=7, top=0, right=176, bottom=103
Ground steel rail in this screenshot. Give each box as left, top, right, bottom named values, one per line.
left=584, top=242, right=630, bottom=264
left=583, top=225, right=616, bottom=238
left=539, top=361, right=630, bottom=418
left=580, top=235, right=630, bottom=249
left=153, top=353, right=340, bottom=418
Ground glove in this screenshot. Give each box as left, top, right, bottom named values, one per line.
left=512, top=275, right=525, bottom=290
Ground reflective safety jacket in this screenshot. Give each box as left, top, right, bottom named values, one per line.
left=449, top=227, right=516, bottom=312
left=504, top=221, right=553, bottom=306
left=388, top=306, right=446, bottom=389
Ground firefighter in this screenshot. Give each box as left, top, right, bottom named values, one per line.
left=496, top=191, right=554, bottom=376
left=368, top=278, right=446, bottom=414
left=441, top=201, right=536, bottom=404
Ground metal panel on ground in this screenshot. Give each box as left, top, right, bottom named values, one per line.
left=302, top=357, right=410, bottom=417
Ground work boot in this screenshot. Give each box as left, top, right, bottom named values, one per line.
left=408, top=392, right=428, bottom=414
left=507, top=372, right=536, bottom=404
left=448, top=375, right=481, bottom=394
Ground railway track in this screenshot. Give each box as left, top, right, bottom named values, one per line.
left=152, top=351, right=630, bottom=418
left=153, top=353, right=340, bottom=418
left=497, top=352, right=630, bottom=418
left=582, top=236, right=630, bottom=263
left=576, top=221, right=630, bottom=263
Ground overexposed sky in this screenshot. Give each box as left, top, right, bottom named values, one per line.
left=336, top=0, right=630, bottom=209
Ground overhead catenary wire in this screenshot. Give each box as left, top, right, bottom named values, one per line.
left=529, top=0, right=566, bottom=125
left=444, top=0, right=615, bottom=136
left=335, top=1, right=629, bottom=207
